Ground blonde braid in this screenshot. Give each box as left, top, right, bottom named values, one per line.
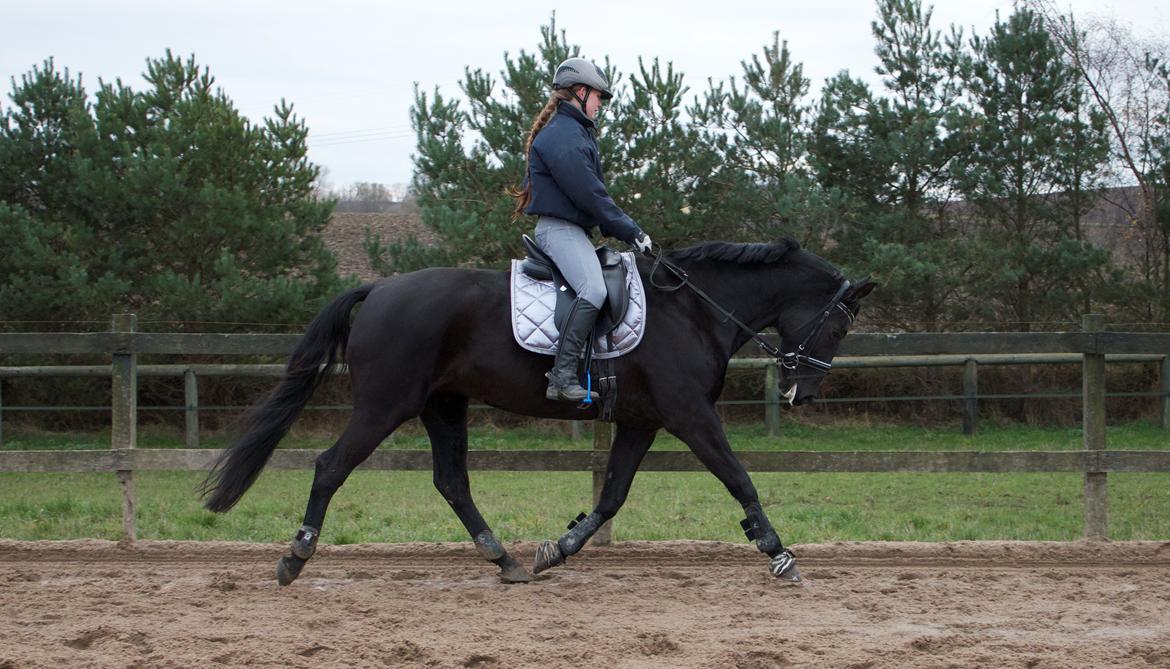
left=510, top=90, right=574, bottom=221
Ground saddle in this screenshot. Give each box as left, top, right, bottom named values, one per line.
left=519, top=234, right=630, bottom=335
left=510, top=236, right=648, bottom=421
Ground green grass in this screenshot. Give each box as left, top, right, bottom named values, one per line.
left=1, top=423, right=1168, bottom=543
left=5, top=420, right=1166, bottom=452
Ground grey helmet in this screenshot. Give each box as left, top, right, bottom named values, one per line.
left=552, top=57, right=613, bottom=100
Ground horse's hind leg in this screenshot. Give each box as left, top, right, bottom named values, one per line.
left=276, top=407, right=405, bottom=586
left=534, top=425, right=657, bottom=574
left=422, top=391, right=532, bottom=583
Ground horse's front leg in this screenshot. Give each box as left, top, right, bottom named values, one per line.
left=533, top=425, right=656, bottom=574
left=666, top=406, right=801, bottom=583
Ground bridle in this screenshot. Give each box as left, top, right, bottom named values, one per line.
left=779, top=281, right=854, bottom=379
left=646, top=248, right=853, bottom=376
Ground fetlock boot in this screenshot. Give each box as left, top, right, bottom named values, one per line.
left=546, top=299, right=601, bottom=403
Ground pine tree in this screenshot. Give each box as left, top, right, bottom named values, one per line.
left=369, top=16, right=728, bottom=274
left=366, top=19, right=574, bottom=273
left=688, top=32, right=825, bottom=245
left=0, top=53, right=349, bottom=328
left=952, top=8, right=1113, bottom=328
left=809, top=0, right=971, bottom=328
left=603, top=58, right=728, bottom=247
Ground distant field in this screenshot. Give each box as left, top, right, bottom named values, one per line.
left=1, top=422, right=1167, bottom=543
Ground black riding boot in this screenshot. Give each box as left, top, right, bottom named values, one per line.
left=546, top=299, right=601, bottom=403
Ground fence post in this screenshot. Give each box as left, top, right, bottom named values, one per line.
left=184, top=369, right=199, bottom=449
left=1082, top=314, right=1107, bottom=540
left=592, top=421, right=614, bottom=546
left=765, top=363, right=781, bottom=437
left=570, top=420, right=583, bottom=441
left=1161, top=356, right=1169, bottom=432
left=962, top=358, right=978, bottom=436
left=112, top=314, right=138, bottom=544
left=0, top=378, right=4, bottom=448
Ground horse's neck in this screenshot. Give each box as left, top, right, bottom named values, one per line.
left=675, top=260, right=801, bottom=355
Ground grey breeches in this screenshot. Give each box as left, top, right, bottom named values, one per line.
left=534, top=217, right=606, bottom=310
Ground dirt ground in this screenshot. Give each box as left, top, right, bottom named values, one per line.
left=1, top=539, right=1168, bottom=669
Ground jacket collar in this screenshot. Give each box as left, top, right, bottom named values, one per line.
left=556, top=101, right=596, bottom=132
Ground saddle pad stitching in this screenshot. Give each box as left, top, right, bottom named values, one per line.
left=510, top=253, right=646, bottom=360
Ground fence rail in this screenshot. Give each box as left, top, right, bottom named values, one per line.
left=3, top=353, right=1168, bottom=440
left=4, top=448, right=1170, bottom=474
left=2, top=314, right=1169, bottom=544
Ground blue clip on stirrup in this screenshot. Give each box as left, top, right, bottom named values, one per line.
left=583, top=369, right=593, bottom=405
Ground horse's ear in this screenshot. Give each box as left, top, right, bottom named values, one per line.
left=847, top=277, right=876, bottom=301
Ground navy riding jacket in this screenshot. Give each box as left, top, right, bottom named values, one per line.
left=523, top=102, right=642, bottom=244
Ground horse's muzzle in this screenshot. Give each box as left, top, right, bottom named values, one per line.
left=791, top=394, right=816, bottom=407
left=782, top=382, right=818, bottom=406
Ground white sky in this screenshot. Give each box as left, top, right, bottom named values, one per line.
left=2, top=0, right=1166, bottom=188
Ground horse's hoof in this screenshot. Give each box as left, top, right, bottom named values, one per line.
left=770, top=550, right=802, bottom=584
left=533, top=540, right=564, bottom=574
left=276, top=554, right=307, bottom=586
left=499, top=562, right=534, bottom=583
left=776, top=563, right=803, bottom=584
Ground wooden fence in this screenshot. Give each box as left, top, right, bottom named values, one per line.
left=1, top=314, right=1169, bottom=545
left=4, top=353, right=1168, bottom=442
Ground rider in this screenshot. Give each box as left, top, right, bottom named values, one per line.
left=511, top=57, right=653, bottom=404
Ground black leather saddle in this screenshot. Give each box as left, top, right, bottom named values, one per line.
left=519, top=234, right=629, bottom=336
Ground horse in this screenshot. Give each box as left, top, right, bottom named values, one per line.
left=200, top=237, right=875, bottom=585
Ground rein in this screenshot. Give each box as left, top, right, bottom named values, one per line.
left=646, top=248, right=851, bottom=374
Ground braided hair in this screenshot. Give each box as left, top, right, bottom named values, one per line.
left=509, top=89, right=575, bottom=220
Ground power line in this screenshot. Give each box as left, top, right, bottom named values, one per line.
left=309, top=131, right=416, bottom=148
left=310, top=124, right=413, bottom=139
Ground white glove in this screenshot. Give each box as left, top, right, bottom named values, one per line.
left=633, top=232, right=653, bottom=255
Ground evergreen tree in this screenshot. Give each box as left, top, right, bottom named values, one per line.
left=366, top=19, right=574, bottom=273
left=0, top=53, right=348, bottom=328
left=369, top=16, right=725, bottom=274
left=810, top=0, right=971, bottom=328
left=952, top=8, right=1112, bottom=328
left=604, top=58, right=730, bottom=246
left=688, top=32, right=826, bottom=245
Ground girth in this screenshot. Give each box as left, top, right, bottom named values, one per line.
left=519, top=234, right=629, bottom=336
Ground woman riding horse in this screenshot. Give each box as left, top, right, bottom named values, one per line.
left=199, top=60, right=875, bottom=588
left=510, top=57, right=654, bottom=403
left=200, top=235, right=873, bottom=586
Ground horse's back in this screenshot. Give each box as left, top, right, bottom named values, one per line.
left=346, top=267, right=510, bottom=363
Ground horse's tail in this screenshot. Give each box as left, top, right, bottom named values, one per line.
left=200, top=284, right=375, bottom=512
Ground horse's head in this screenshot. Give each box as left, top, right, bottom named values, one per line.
left=775, top=276, right=875, bottom=406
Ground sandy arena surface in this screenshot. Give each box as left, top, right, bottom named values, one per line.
left=1, top=539, right=1169, bottom=668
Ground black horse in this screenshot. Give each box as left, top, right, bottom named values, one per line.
left=201, top=237, right=874, bottom=585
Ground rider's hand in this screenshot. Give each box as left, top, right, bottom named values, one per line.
left=633, top=233, right=653, bottom=255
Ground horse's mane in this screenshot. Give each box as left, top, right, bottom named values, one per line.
left=666, top=237, right=843, bottom=280
left=666, top=238, right=801, bottom=265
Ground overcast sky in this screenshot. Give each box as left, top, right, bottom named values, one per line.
left=3, top=0, right=1166, bottom=190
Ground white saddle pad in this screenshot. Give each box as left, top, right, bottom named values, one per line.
left=510, top=252, right=646, bottom=359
